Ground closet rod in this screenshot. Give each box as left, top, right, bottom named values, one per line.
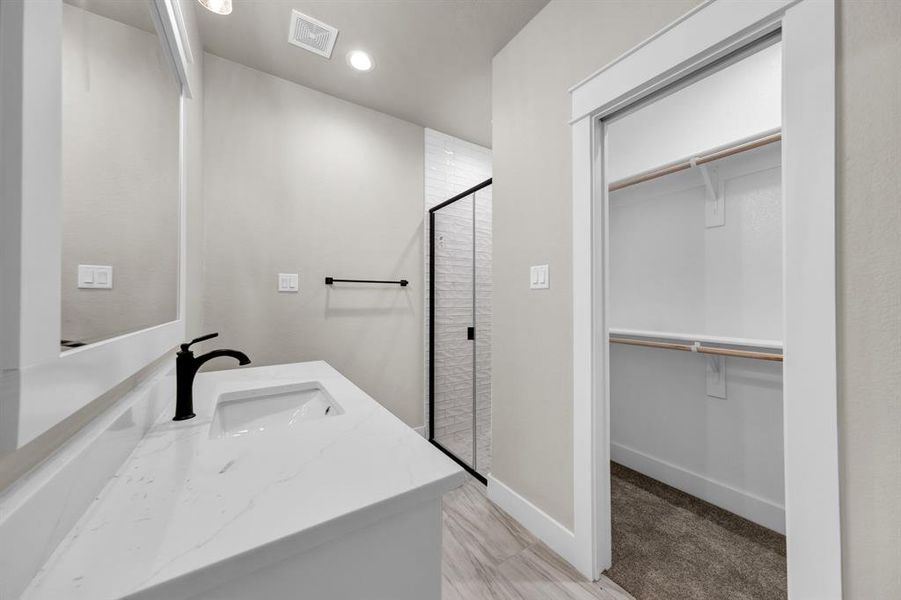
left=609, top=336, right=783, bottom=362
left=608, top=129, right=782, bottom=192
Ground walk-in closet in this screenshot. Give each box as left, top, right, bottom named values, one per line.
left=603, top=37, right=788, bottom=598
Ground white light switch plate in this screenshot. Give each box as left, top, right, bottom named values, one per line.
left=278, top=273, right=299, bottom=292
left=78, top=265, right=113, bottom=289
left=530, top=264, right=549, bottom=289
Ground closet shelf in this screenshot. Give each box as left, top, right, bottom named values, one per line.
left=608, top=127, right=782, bottom=192
left=608, top=328, right=782, bottom=350
left=608, top=328, right=783, bottom=362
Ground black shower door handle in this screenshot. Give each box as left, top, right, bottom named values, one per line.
left=467, top=326, right=475, bottom=341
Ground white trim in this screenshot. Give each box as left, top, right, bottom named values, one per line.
left=150, top=0, right=192, bottom=98
left=571, top=115, right=601, bottom=576
left=412, top=425, right=426, bottom=438
left=15, top=0, right=60, bottom=370
left=15, top=321, right=181, bottom=444
left=612, top=443, right=785, bottom=534
left=781, top=1, right=841, bottom=595
left=486, top=475, right=579, bottom=568
left=1, top=0, right=191, bottom=449
left=570, top=1, right=841, bottom=597
left=169, top=0, right=194, bottom=65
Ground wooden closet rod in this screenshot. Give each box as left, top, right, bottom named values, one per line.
left=608, top=129, right=782, bottom=192
left=609, top=336, right=784, bottom=362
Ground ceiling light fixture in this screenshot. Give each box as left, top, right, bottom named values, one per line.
left=197, top=0, right=232, bottom=16
left=346, top=50, right=374, bottom=72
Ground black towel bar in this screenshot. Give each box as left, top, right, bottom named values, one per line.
left=325, top=277, right=409, bottom=287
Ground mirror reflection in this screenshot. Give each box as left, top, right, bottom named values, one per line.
left=60, top=0, right=180, bottom=349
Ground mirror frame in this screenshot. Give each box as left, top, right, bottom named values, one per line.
left=0, top=0, right=192, bottom=450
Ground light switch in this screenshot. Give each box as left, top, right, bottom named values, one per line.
left=78, top=265, right=113, bottom=289
left=530, top=264, right=549, bottom=289
left=278, top=273, right=299, bottom=293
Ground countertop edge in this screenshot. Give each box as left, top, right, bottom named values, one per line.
left=126, top=468, right=466, bottom=600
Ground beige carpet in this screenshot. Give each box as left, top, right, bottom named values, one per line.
left=606, top=463, right=787, bottom=600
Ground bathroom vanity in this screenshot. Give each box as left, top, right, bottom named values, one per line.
left=21, top=362, right=464, bottom=600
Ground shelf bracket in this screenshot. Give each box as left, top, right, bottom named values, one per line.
left=706, top=355, right=727, bottom=398
left=692, top=158, right=725, bottom=228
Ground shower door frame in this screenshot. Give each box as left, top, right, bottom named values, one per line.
left=428, top=178, right=492, bottom=485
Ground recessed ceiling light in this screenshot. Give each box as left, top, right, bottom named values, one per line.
left=347, top=50, right=374, bottom=72
left=197, top=0, right=232, bottom=16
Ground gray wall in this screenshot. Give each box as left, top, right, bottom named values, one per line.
left=492, top=0, right=901, bottom=595
left=491, top=0, right=700, bottom=531
left=60, top=5, right=179, bottom=344
left=836, top=2, right=901, bottom=597
left=202, top=54, right=425, bottom=427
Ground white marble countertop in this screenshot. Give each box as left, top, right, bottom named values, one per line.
left=22, top=361, right=464, bottom=600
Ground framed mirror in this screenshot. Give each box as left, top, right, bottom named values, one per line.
left=0, top=0, right=192, bottom=456
left=60, top=0, right=180, bottom=349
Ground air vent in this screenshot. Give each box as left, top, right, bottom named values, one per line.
left=288, top=10, right=338, bottom=59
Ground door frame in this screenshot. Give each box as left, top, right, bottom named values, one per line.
left=569, top=1, right=841, bottom=598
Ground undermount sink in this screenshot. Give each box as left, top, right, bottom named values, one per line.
left=209, top=382, right=343, bottom=439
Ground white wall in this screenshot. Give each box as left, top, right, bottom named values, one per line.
left=611, top=347, right=784, bottom=530
left=202, top=54, right=425, bottom=427
left=423, top=129, right=492, bottom=469
left=491, top=0, right=701, bottom=531
left=609, top=146, right=782, bottom=342
left=494, top=0, right=901, bottom=594
left=608, top=143, right=784, bottom=532
left=606, top=41, right=781, bottom=181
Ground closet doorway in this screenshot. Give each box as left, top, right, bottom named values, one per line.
left=428, top=179, right=493, bottom=484
left=602, top=38, right=787, bottom=598
left=570, top=2, right=839, bottom=597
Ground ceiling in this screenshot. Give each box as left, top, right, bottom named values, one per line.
left=64, top=0, right=157, bottom=32
left=194, top=0, right=549, bottom=147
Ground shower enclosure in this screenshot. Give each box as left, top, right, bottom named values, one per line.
left=428, top=179, right=492, bottom=483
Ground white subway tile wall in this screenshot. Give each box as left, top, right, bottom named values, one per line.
left=424, top=129, right=492, bottom=473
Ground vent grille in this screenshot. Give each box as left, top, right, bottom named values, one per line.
left=288, top=10, right=338, bottom=58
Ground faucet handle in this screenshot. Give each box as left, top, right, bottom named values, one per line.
left=180, top=332, right=219, bottom=352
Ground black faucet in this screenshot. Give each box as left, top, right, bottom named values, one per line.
left=174, top=333, right=251, bottom=421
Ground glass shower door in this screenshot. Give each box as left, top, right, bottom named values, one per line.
left=429, top=179, right=492, bottom=481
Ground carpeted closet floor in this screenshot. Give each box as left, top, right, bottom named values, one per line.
left=606, top=462, right=787, bottom=600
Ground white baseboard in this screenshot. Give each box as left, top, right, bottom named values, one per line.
left=486, top=475, right=580, bottom=569
left=611, top=442, right=785, bottom=534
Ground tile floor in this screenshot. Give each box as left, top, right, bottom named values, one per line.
left=442, top=477, right=633, bottom=600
